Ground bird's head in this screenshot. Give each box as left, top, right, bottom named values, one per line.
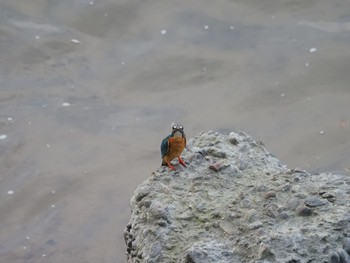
left=171, top=124, right=184, bottom=137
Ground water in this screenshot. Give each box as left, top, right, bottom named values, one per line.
left=1, top=0, right=350, bottom=262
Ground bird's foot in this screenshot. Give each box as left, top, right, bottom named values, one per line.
left=162, top=160, right=176, bottom=171
left=178, top=157, right=187, bottom=168
left=166, top=162, right=176, bottom=171
left=168, top=165, right=176, bottom=171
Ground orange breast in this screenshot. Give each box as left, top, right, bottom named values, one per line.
left=166, top=137, right=186, bottom=161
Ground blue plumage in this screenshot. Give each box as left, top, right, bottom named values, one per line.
left=161, top=134, right=171, bottom=157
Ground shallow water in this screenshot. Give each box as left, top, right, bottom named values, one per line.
left=1, top=0, right=350, bottom=262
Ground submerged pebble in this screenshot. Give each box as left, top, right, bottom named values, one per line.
left=71, top=39, right=81, bottom=44
left=62, top=102, right=70, bottom=107
left=309, top=47, right=317, bottom=53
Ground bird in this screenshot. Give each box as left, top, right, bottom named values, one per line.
left=161, top=124, right=187, bottom=171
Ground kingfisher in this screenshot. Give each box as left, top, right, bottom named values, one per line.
left=161, top=124, right=187, bottom=171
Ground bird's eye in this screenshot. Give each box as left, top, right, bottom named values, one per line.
left=179, top=126, right=183, bottom=130
left=172, top=125, right=177, bottom=130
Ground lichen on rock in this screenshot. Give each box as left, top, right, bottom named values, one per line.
left=124, top=131, right=350, bottom=263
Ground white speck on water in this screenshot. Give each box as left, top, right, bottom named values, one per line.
left=230, top=26, right=234, bottom=30
left=319, top=130, right=325, bottom=135
left=307, top=97, right=311, bottom=101
left=305, top=62, right=310, bottom=67
left=280, top=93, right=286, bottom=97
left=271, top=16, right=275, bottom=19
left=309, top=47, right=317, bottom=53
left=160, top=29, right=167, bottom=35
left=42, top=104, right=47, bottom=108
left=26, top=236, right=30, bottom=240
left=84, top=171, right=88, bottom=174
left=202, top=68, right=207, bottom=72
left=51, top=190, right=56, bottom=194
left=204, top=25, right=209, bottom=30
left=89, top=1, right=94, bottom=5
left=7, top=190, right=14, bottom=195
left=121, top=61, right=125, bottom=66
left=71, top=39, right=81, bottom=44
left=28, top=121, right=32, bottom=125
left=35, top=35, right=40, bottom=40
left=62, top=102, right=70, bottom=107
left=42, top=254, right=46, bottom=257
left=7, top=117, right=13, bottom=121
left=46, top=144, right=50, bottom=148
left=0, top=134, right=7, bottom=140
left=23, top=246, right=27, bottom=250
left=51, top=205, right=55, bottom=208
left=104, top=13, right=108, bottom=17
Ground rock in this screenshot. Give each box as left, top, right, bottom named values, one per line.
left=338, top=249, right=350, bottom=263
left=329, top=251, right=340, bottom=263
left=125, top=131, right=350, bottom=263
left=265, top=191, right=277, bottom=199
left=258, top=243, right=274, bottom=260
left=343, top=238, right=350, bottom=254
left=218, top=220, right=236, bottom=235
left=296, top=206, right=313, bottom=216
left=304, top=197, right=327, bottom=207
left=183, top=241, right=241, bottom=263
left=205, top=147, right=227, bottom=158
left=149, top=241, right=163, bottom=261
left=209, top=159, right=229, bottom=172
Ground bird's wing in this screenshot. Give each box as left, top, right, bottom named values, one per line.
left=161, top=135, right=171, bottom=157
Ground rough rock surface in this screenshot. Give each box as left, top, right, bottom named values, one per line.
left=124, top=131, right=350, bottom=263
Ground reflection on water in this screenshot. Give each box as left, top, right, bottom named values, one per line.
left=1, top=0, right=350, bottom=262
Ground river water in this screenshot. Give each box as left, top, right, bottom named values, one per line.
left=1, top=0, right=350, bottom=262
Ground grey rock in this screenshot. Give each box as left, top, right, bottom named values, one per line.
left=338, top=249, right=350, bottom=263
left=218, top=220, right=236, bottom=235
left=343, top=238, right=350, bottom=254
left=205, top=147, right=227, bottom=158
left=278, top=211, right=290, bottom=219
left=125, top=131, right=350, bottom=263
left=296, top=206, right=313, bottom=217
left=209, top=159, right=229, bottom=172
left=258, top=243, right=274, bottom=260
left=304, top=197, right=327, bottom=207
left=329, top=251, right=340, bottom=263
left=149, top=241, right=163, bottom=259
left=182, top=241, right=241, bottom=263
left=265, top=191, right=277, bottom=199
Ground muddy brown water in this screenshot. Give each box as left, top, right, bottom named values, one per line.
left=1, top=0, right=350, bottom=262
